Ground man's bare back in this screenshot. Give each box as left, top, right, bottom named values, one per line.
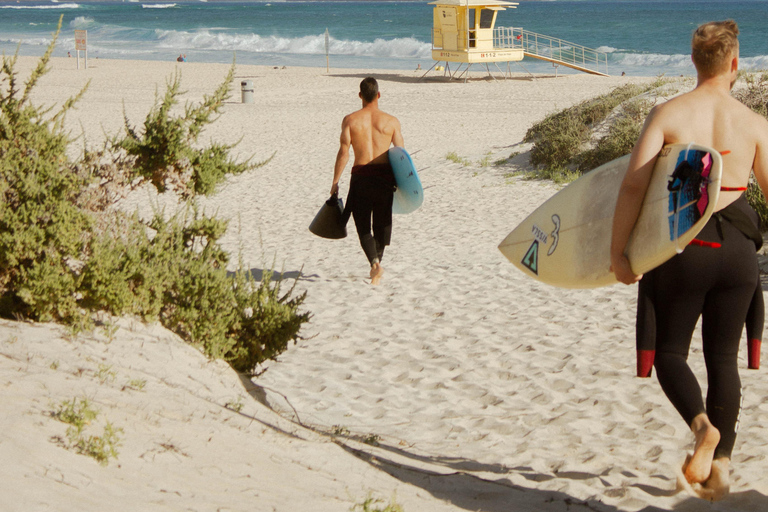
left=343, top=107, right=403, bottom=167
left=639, top=83, right=768, bottom=212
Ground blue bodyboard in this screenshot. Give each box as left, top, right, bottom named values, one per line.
left=389, top=146, right=423, bottom=214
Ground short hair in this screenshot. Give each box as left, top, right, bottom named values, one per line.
left=691, top=20, right=739, bottom=78
left=360, top=77, right=379, bottom=103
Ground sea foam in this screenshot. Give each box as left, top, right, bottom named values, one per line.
left=0, top=3, right=79, bottom=9
left=154, top=29, right=432, bottom=59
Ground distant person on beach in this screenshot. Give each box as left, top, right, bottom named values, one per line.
left=176, top=54, right=186, bottom=62
left=611, top=20, right=768, bottom=500
left=331, top=77, right=404, bottom=285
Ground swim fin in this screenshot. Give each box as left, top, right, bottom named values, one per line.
left=309, top=193, right=347, bottom=239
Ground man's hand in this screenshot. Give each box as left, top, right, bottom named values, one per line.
left=610, top=253, right=643, bottom=285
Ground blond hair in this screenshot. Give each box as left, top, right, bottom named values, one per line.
left=691, top=20, right=739, bottom=78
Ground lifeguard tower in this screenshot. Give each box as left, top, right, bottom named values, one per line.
left=425, top=0, right=609, bottom=80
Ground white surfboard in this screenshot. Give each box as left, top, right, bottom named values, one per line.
left=389, top=146, right=424, bottom=214
left=498, top=143, right=723, bottom=288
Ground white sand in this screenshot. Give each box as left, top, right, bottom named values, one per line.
left=2, top=56, right=768, bottom=511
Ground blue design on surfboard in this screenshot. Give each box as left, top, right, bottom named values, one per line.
left=667, top=148, right=711, bottom=241
left=388, top=146, right=424, bottom=214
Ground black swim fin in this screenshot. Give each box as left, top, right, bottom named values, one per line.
left=309, top=194, right=347, bottom=239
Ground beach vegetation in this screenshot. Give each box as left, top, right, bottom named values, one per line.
left=575, top=99, right=651, bottom=171
left=0, top=18, right=309, bottom=375
left=523, top=79, right=670, bottom=181
left=332, top=425, right=351, bottom=436
left=445, top=151, right=471, bottom=166
left=123, top=378, right=147, bottom=392
left=115, top=65, right=273, bottom=197
left=96, top=364, right=117, bottom=384
left=225, top=396, right=244, bottom=413
left=736, top=71, right=768, bottom=119
left=478, top=151, right=493, bottom=168
left=735, top=72, right=768, bottom=229
left=51, top=396, right=122, bottom=466
left=351, top=494, right=404, bottom=512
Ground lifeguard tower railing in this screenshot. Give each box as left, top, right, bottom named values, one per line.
left=432, top=26, right=609, bottom=76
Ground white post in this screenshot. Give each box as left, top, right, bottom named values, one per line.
left=325, top=28, right=330, bottom=73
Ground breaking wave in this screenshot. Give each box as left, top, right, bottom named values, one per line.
left=154, top=29, right=432, bottom=59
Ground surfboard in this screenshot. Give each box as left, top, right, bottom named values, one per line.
left=498, top=143, right=723, bottom=288
left=389, top=146, right=424, bottom=214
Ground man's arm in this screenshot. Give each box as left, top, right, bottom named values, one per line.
left=331, top=117, right=351, bottom=196
left=391, top=117, right=404, bottom=148
left=751, top=117, right=768, bottom=201
left=610, top=107, right=666, bottom=284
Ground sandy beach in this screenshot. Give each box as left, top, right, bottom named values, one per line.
left=2, top=56, right=767, bottom=512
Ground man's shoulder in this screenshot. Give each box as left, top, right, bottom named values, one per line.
left=375, top=109, right=401, bottom=125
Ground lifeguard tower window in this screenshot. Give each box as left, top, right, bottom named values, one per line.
left=479, top=9, right=494, bottom=29
left=468, top=9, right=476, bottom=48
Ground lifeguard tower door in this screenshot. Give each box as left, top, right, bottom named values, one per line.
left=435, top=6, right=459, bottom=51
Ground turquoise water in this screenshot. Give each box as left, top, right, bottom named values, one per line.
left=0, top=1, right=766, bottom=76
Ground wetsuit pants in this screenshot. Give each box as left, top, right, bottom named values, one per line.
left=346, top=173, right=395, bottom=265
left=642, top=211, right=759, bottom=459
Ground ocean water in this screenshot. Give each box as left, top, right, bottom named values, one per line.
left=0, top=0, right=766, bottom=77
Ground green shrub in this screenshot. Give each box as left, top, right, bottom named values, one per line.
left=523, top=80, right=668, bottom=181
left=115, top=66, right=272, bottom=197
left=524, top=83, right=650, bottom=172
left=735, top=72, right=768, bottom=229
left=0, top=22, right=91, bottom=323
left=735, top=71, right=768, bottom=119
left=0, top=18, right=309, bottom=372
left=576, top=103, right=648, bottom=171
left=226, top=266, right=310, bottom=374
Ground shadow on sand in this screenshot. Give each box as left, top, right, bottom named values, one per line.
left=238, top=379, right=768, bottom=512
left=226, top=267, right=319, bottom=283
left=327, top=71, right=551, bottom=85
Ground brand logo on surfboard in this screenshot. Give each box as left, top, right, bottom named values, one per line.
left=522, top=240, right=539, bottom=275
left=548, top=214, right=561, bottom=256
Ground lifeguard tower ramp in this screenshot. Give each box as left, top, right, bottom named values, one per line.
left=425, top=0, right=608, bottom=80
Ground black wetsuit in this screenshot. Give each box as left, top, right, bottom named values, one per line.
left=344, top=162, right=396, bottom=265
left=636, top=193, right=762, bottom=459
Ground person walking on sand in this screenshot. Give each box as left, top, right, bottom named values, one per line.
left=331, top=77, right=404, bottom=285
left=611, top=20, right=768, bottom=501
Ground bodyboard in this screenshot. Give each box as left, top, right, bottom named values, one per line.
left=498, top=143, right=723, bottom=288
left=389, top=146, right=424, bottom=214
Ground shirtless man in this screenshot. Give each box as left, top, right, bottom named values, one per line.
left=611, top=21, right=768, bottom=500
left=331, top=77, right=404, bottom=285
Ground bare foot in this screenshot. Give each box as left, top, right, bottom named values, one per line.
left=370, top=262, right=384, bottom=285
left=700, top=458, right=730, bottom=501
left=684, top=414, right=720, bottom=484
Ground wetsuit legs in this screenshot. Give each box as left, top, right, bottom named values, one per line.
left=353, top=205, right=391, bottom=264
left=650, top=217, right=757, bottom=459
left=350, top=176, right=393, bottom=266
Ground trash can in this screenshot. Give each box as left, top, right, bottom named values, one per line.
left=241, top=80, right=254, bottom=104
